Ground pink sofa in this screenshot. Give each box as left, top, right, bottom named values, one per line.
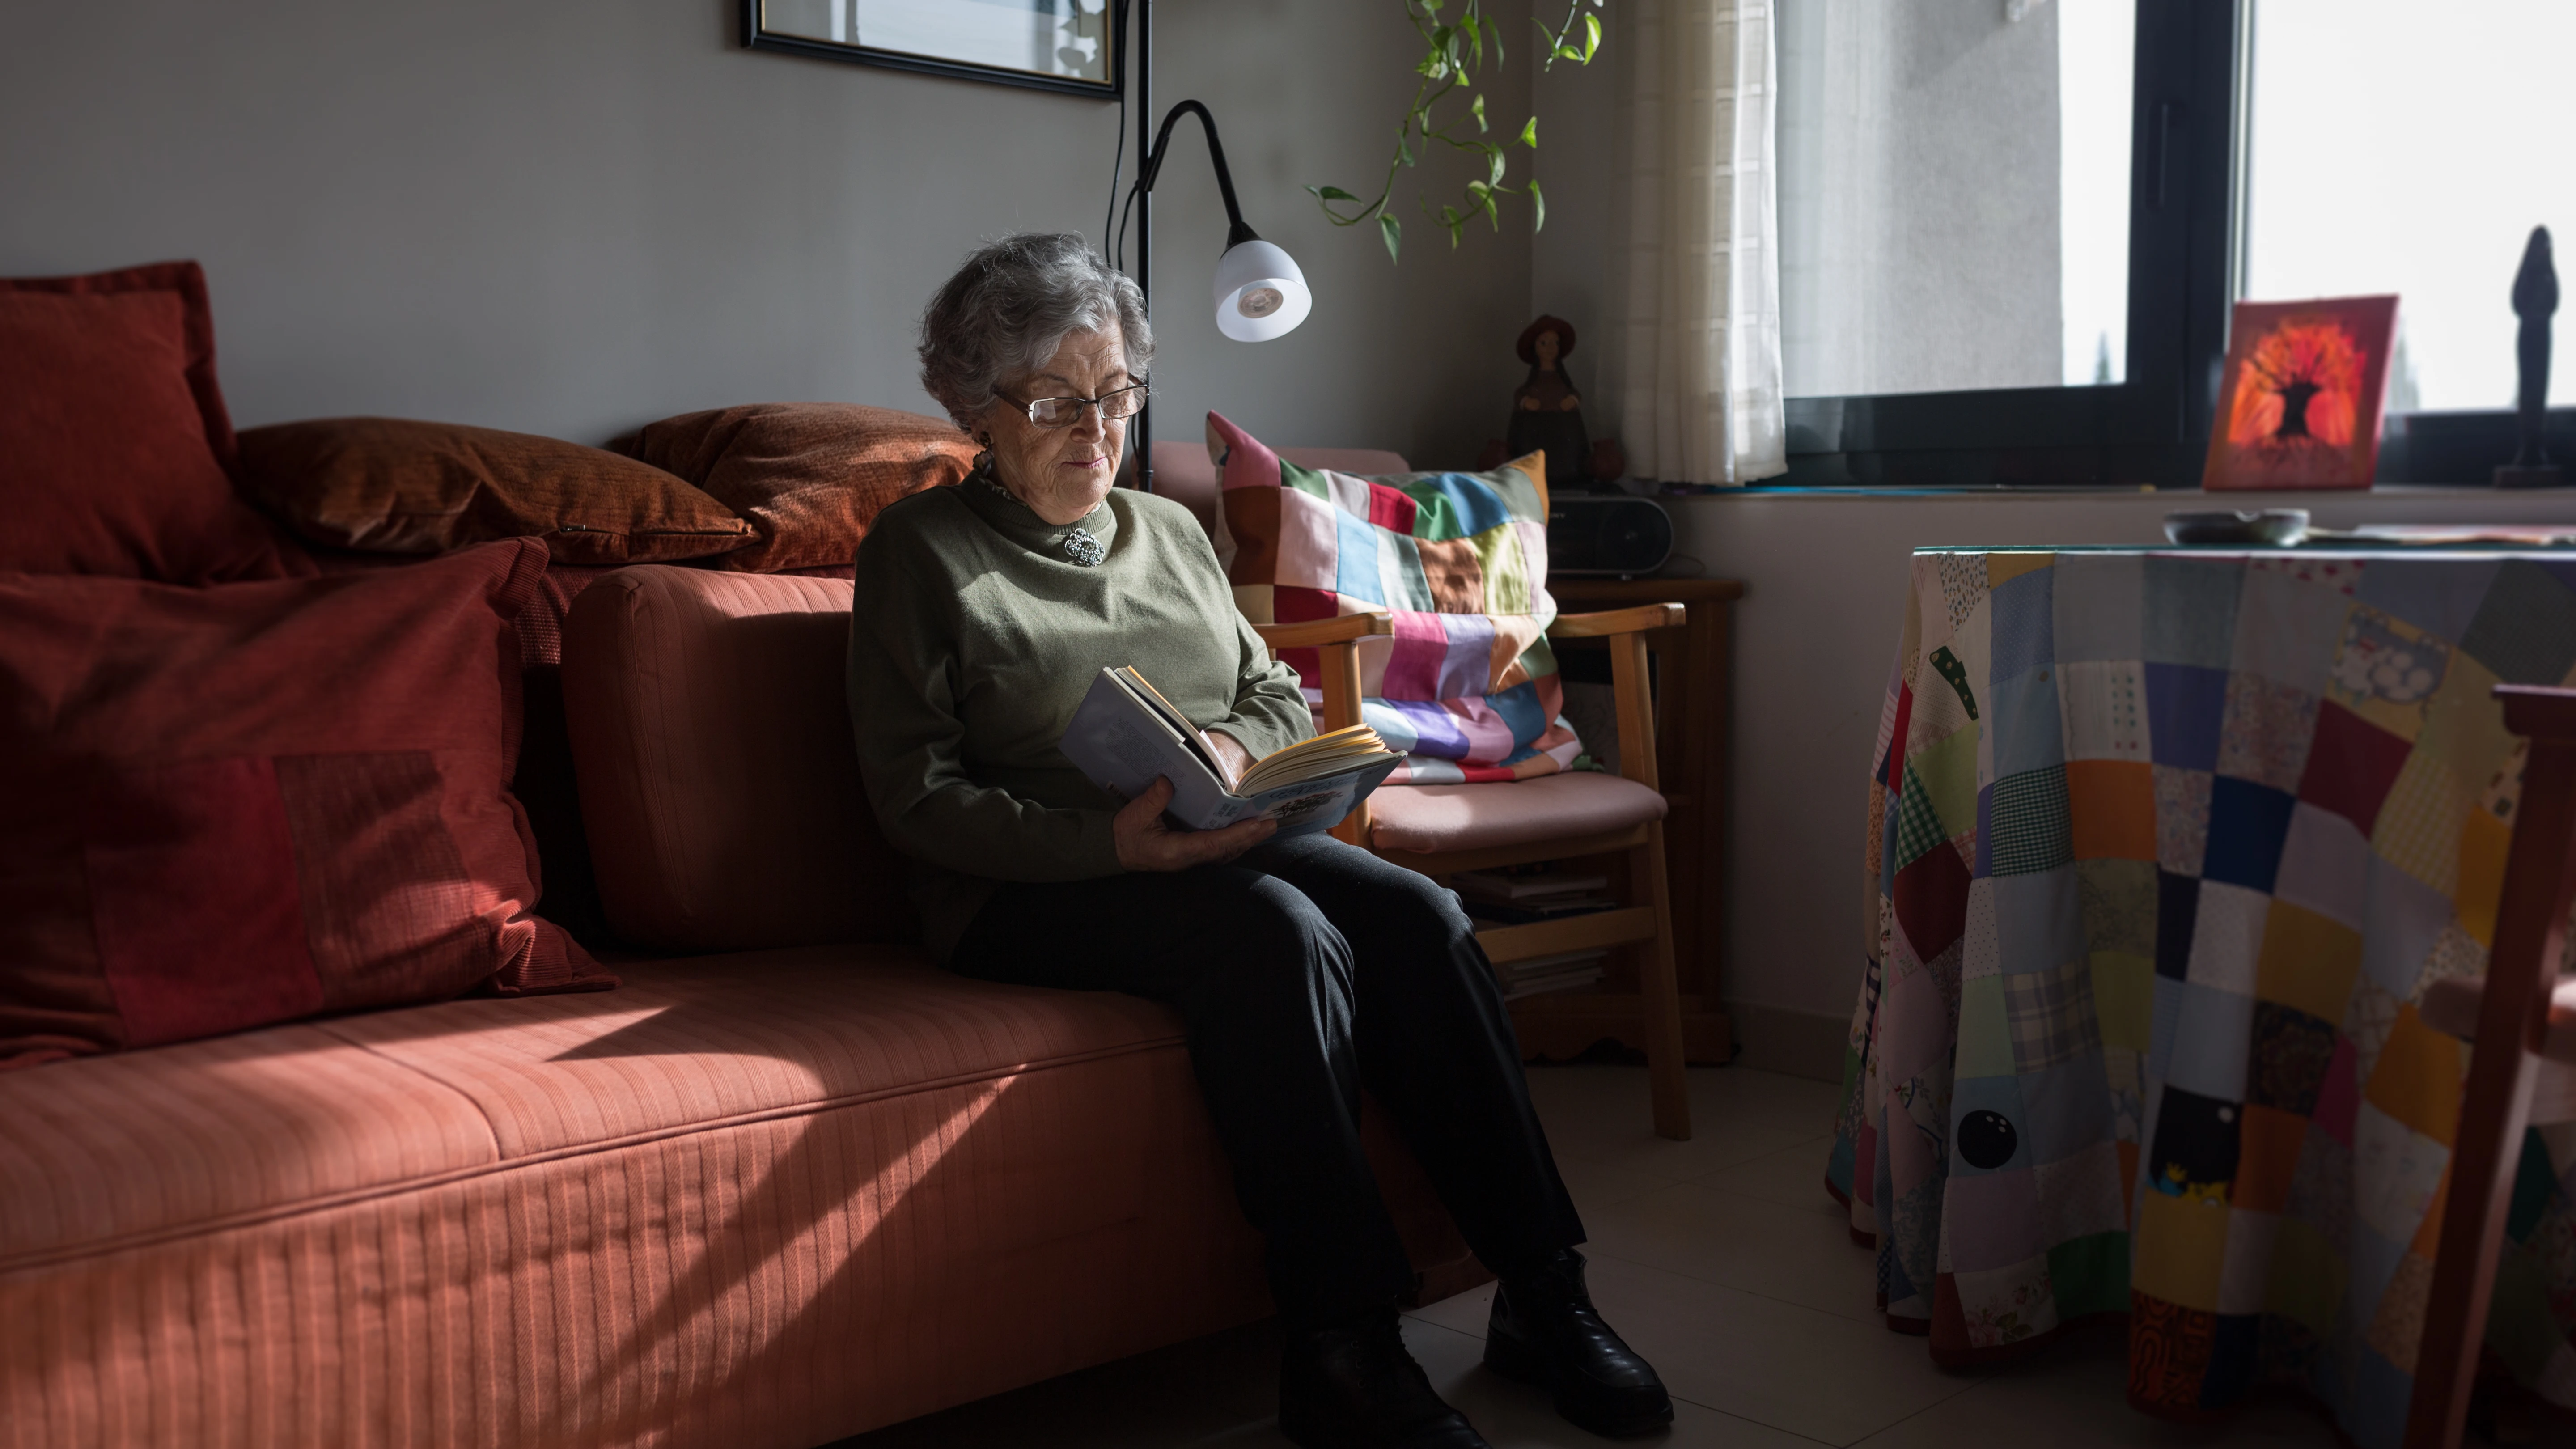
left=0, top=556, right=1480, bottom=1448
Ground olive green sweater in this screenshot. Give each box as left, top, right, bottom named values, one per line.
left=846, top=466, right=1313, bottom=961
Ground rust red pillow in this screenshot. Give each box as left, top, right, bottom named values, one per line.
left=0, top=261, right=308, bottom=581
left=237, top=417, right=755, bottom=565
left=616, top=403, right=980, bottom=571
left=0, top=539, right=612, bottom=1069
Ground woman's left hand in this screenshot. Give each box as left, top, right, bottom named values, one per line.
left=1205, top=730, right=1255, bottom=790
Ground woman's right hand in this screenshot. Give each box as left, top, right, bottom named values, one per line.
left=1114, top=777, right=1277, bottom=871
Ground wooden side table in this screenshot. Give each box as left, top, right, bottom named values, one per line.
left=1509, top=576, right=1741, bottom=1065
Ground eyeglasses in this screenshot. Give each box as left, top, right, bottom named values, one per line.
left=1008, top=384, right=1151, bottom=428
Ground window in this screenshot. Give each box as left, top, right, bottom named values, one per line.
left=2243, top=0, right=2576, bottom=483
left=1772, top=1, right=2239, bottom=487
left=1778, top=0, right=2136, bottom=397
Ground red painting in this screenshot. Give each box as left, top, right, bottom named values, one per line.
left=2203, top=295, right=2399, bottom=491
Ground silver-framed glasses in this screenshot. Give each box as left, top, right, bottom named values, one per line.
left=1013, top=384, right=1150, bottom=428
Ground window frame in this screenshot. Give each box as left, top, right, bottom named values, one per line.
left=1770, top=0, right=2241, bottom=489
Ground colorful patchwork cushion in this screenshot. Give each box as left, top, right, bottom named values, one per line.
left=1206, top=411, right=1582, bottom=784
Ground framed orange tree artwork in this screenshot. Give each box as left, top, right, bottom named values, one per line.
left=2203, top=295, right=2400, bottom=490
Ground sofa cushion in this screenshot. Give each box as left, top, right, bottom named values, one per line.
left=0, top=539, right=609, bottom=1069
left=0, top=945, right=1177, bottom=1268
left=1365, top=771, right=1669, bottom=855
left=236, top=416, right=757, bottom=565
left=0, top=260, right=309, bottom=581
left=616, top=402, right=981, bottom=572
left=0, top=947, right=1482, bottom=1446
left=563, top=565, right=915, bottom=953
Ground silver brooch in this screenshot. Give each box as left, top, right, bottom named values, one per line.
left=1062, top=530, right=1106, bottom=567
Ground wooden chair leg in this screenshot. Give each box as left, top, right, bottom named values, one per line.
left=1635, top=822, right=1691, bottom=1140
left=1608, top=621, right=1691, bottom=1139
left=2407, top=730, right=2576, bottom=1449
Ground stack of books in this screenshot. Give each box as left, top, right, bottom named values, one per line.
left=1453, top=867, right=1619, bottom=1000
left=1492, top=948, right=1612, bottom=1000
left=1451, top=867, right=1617, bottom=926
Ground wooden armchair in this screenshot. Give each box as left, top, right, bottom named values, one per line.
left=2408, top=684, right=2576, bottom=1449
left=1254, top=605, right=1694, bottom=1141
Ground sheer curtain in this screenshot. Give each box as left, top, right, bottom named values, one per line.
left=1618, top=0, right=1787, bottom=487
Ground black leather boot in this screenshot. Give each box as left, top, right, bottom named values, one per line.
left=1484, top=1250, right=1674, bottom=1437
left=1279, top=1308, right=1491, bottom=1449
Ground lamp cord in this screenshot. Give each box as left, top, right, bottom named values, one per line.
left=1114, top=180, right=1143, bottom=275
left=1101, top=0, right=1128, bottom=263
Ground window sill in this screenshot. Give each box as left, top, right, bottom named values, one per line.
left=1668, top=483, right=2576, bottom=501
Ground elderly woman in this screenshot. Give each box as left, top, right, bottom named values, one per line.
left=847, top=233, right=1668, bottom=1449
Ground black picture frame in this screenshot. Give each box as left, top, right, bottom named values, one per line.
left=741, top=0, right=1124, bottom=101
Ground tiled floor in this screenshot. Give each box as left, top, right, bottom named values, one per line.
left=836, top=1066, right=2349, bottom=1448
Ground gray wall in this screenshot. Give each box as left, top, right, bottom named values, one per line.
left=0, top=0, right=1532, bottom=464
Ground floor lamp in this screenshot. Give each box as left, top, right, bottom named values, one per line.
left=1123, top=0, right=1312, bottom=492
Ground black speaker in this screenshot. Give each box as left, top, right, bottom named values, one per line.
left=1546, top=495, right=1673, bottom=578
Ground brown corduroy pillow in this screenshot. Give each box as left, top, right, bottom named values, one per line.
left=614, top=403, right=981, bottom=572
left=236, top=417, right=755, bottom=567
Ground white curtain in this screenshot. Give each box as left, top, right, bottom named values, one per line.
left=1618, top=0, right=1787, bottom=487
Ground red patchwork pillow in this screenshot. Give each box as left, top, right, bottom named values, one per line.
left=0, top=260, right=309, bottom=581
left=0, top=538, right=612, bottom=1069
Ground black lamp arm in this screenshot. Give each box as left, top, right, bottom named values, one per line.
left=1137, top=100, right=1260, bottom=250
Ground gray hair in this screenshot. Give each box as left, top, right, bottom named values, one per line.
left=918, top=233, right=1153, bottom=434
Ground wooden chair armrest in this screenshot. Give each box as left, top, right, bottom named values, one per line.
left=2500, top=684, right=2576, bottom=742
left=1253, top=613, right=1395, bottom=649
left=1250, top=611, right=1391, bottom=850
left=1549, top=603, right=1686, bottom=638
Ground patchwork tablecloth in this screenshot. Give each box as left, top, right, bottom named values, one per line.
left=1826, top=547, right=2576, bottom=1445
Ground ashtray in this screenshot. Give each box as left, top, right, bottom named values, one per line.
left=2163, top=509, right=2310, bottom=547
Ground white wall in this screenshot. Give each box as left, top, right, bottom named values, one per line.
left=0, top=0, right=1531, bottom=464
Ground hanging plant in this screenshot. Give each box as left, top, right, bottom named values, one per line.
left=1309, top=0, right=1605, bottom=263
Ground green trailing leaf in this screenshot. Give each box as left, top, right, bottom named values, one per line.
left=1309, top=0, right=1609, bottom=264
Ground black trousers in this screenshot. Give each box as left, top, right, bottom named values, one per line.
left=949, top=832, right=1585, bottom=1326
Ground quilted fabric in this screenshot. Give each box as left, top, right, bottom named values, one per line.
left=1204, top=411, right=1582, bottom=784
left=1828, top=547, right=2576, bottom=1445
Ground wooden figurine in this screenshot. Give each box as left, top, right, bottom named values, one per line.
left=1478, top=315, right=1626, bottom=488
left=2498, top=225, right=2564, bottom=487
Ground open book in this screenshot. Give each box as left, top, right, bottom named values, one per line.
left=1060, top=665, right=1401, bottom=836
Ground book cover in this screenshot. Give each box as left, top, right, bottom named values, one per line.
left=1059, top=667, right=1400, bottom=838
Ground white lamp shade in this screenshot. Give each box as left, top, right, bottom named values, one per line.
left=1211, top=238, right=1313, bottom=342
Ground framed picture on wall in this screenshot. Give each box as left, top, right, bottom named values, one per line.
left=742, top=0, right=1123, bottom=99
